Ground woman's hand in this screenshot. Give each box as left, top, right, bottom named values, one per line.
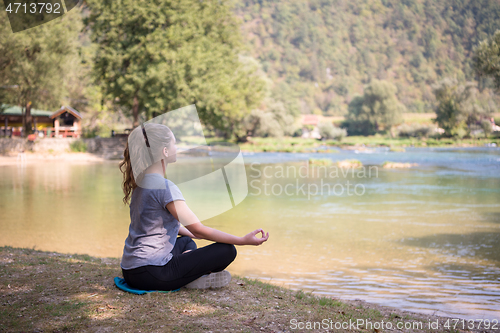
left=242, top=229, right=269, bottom=246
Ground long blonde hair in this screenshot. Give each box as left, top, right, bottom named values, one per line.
left=119, top=123, right=173, bottom=205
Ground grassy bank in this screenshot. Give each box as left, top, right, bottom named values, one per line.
left=237, top=136, right=500, bottom=153
left=0, top=246, right=496, bottom=332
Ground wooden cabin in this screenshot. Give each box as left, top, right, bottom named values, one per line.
left=47, top=106, right=82, bottom=138
left=0, top=105, right=53, bottom=137
left=0, top=105, right=82, bottom=138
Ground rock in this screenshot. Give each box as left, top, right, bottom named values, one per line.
left=382, top=162, right=417, bottom=168
left=337, top=159, right=363, bottom=168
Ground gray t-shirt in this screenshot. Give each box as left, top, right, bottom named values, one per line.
left=120, top=173, right=185, bottom=270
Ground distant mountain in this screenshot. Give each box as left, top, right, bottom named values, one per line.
left=235, top=0, right=500, bottom=115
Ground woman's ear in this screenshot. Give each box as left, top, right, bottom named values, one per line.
left=163, top=147, right=168, bottom=157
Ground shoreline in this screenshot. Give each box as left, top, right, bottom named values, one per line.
left=0, top=152, right=113, bottom=166
left=0, top=245, right=497, bottom=332
left=1, top=140, right=499, bottom=167
left=238, top=137, right=500, bottom=153
left=0, top=133, right=499, bottom=164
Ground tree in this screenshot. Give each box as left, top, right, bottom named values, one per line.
left=318, top=121, right=347, bottom=141
left=85, top=0, right=266, bottom=137
left=0, top=9, right=82, bottom=136
left=473, top=30, right=500, bottom=91
left=235, top=0, right=500, bottom=119
left=345, top=80, right=405, bottom=136
left=432, top=78, right=495, bottom=137
left=243, top=97, right=296, bottom=138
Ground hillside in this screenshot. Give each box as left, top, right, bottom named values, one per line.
left=235, top=0, right=500, bottom=115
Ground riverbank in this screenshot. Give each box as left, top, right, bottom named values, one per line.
left=0, top=152, right=109, bottom=166
left=1, top=135, right=499, bottom=157
left=1, top=246, right=497, bottom=333
left=238, top=136, right=500, bottom=153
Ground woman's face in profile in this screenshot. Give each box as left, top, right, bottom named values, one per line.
left=164, top=132, right=177, bottom=163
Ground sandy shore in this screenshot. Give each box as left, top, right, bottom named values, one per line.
left=0, top=152, right=111, bottom=166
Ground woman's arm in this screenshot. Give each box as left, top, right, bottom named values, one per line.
left=178, top=225, right=196, bottom=238
left=166, top=200, right=269, bottom=246
left=187, top=223, right=268, bottom=246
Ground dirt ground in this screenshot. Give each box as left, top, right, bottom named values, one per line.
left=1, top=246, right=498, bottom=333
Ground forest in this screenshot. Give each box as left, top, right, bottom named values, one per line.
left=1, top=0, right=499, bottom=140
left=235, top=0, right=500, bottom=115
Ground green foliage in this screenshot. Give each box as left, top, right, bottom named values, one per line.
left=318, top=297, right=342, bottom=307
left=473, top=30, right=500, bottom=91
left=295, top=290, right=307, bottom=300
left=432, top=80, right=464, bottom=137
left=396, top=123, right=436, bottom=138
left=0, top=9, right=82, bottom=136
left=453, top=126, right=468, bottom=139
left=244, top=108, right=283, bottom=138
left=243, top=98, right=297, bottom=138
left=85, top=0, right=267, bottom=138
left=345, top=80, right=405, bottom=136
left=432, top=78, right=496, bottom=137
left=235, top=0, right=500, bottom=115
left=317, top=121, right=347, bottom=140
left=239, top=137, right=321, bottom=152
left=480, top=119, right=493, bottom=136
left=69, top=140, right=88, bottom=153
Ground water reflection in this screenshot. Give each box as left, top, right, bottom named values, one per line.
left=0, top=161, right=129, bottom=258
left=483, top=212, right=500, bottom=224
left=401, top=231, right=500, bottom=263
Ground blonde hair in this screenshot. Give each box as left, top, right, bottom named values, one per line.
left=119, top=123, right=173, bottom=205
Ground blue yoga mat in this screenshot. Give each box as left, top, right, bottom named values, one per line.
left=114, top=277, right=180, bottom=295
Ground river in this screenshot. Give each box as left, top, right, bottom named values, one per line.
left=1, top=147, right=499, bottom=320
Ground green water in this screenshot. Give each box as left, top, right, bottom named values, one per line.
left=1, top=148, right=499, bottom=320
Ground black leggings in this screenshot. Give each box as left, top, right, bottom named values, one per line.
left=122, top=236, right=237, bottom=291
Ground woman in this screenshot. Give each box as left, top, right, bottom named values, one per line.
left=119, top=123, right=269, bottom=291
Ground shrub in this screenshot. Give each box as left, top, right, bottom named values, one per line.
left=343, top=119, right=376, bottom=136
left=70, top=140, right=88, bottom=152
left=305, top=124, right=315, bottom=132
left=432, top=78, right=496, bottom=137
left=82, top=128, right=98, bottom=138
left=480, top=119, right=493, bottom=136
left=318, top=121, right=347, bottom=141
left=452, top=126, right=468, bottom=139
left=396, top=123, right=436, bottom=138
left=292, top=127, right=303, bottom=137
left=345, top=81, right=405, bottom=136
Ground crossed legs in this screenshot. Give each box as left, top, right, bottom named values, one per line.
left=122, top=236, right=237, bottom=291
